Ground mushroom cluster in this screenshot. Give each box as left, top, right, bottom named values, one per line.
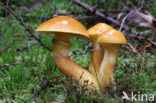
left=36, top=16, right=127, bottom=90
left=88, top=23, right=127, bottom=89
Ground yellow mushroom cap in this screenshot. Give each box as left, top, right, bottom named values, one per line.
left=36, top=16, right=88, bottom=39
left=88, top=23, right=113, bottom=44
left=97, top=29, right=127, bottom=45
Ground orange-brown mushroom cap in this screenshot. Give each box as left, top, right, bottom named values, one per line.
left=36, top=16, right=89, bottom=39
left=97, top=29, right=127, bottom=45
left=88, top=23, right=113, bottom=44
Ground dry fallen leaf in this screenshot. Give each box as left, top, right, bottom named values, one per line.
left=125, top=1, right=156, bottom=34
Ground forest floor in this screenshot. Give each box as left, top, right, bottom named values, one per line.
left=0, top=0, right=156, bottom=103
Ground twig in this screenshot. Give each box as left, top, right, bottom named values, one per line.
left=91, top=58, right=101, bottom=88
left=119, top=11, right=133, bottom=31
left=5, top=0, right=9, bottom=17
left=0, top=2, right=51, bottom=51
left=33, top=78, right=50, bottom=99
left=127, top=43, right=141, bottom=57
left=140, top=39, right=146, bottom=72
left=126, top=34, right=156, bottom=46
left=78, top=71, right=84, bottom=82
left=99, top=9, right=123, bottom=13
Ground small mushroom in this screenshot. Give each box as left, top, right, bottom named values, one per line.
left=36, top=16, right=99, bottom=89
left=97, top=29, right=127, bottom=89
left=87, top=23, right=113, bottom=88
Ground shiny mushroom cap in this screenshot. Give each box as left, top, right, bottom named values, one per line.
left=97, top=29, right=127, bottom=47
left=88, top=23, right=113, bottom=44
left=36, top=16, right=89, bottom=41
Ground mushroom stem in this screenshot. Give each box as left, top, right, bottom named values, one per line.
left=89, top=44, right=104, bottom=87
left=99, top=46, right=119, bottom=89
left=52, top=40, right=100, bottom=90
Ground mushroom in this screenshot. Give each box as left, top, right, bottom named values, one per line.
left=97, top=29, right=127, bottom=89
left=87, top=23, right=113, bottom=88
left=36, top=16, right=99, bottom=89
